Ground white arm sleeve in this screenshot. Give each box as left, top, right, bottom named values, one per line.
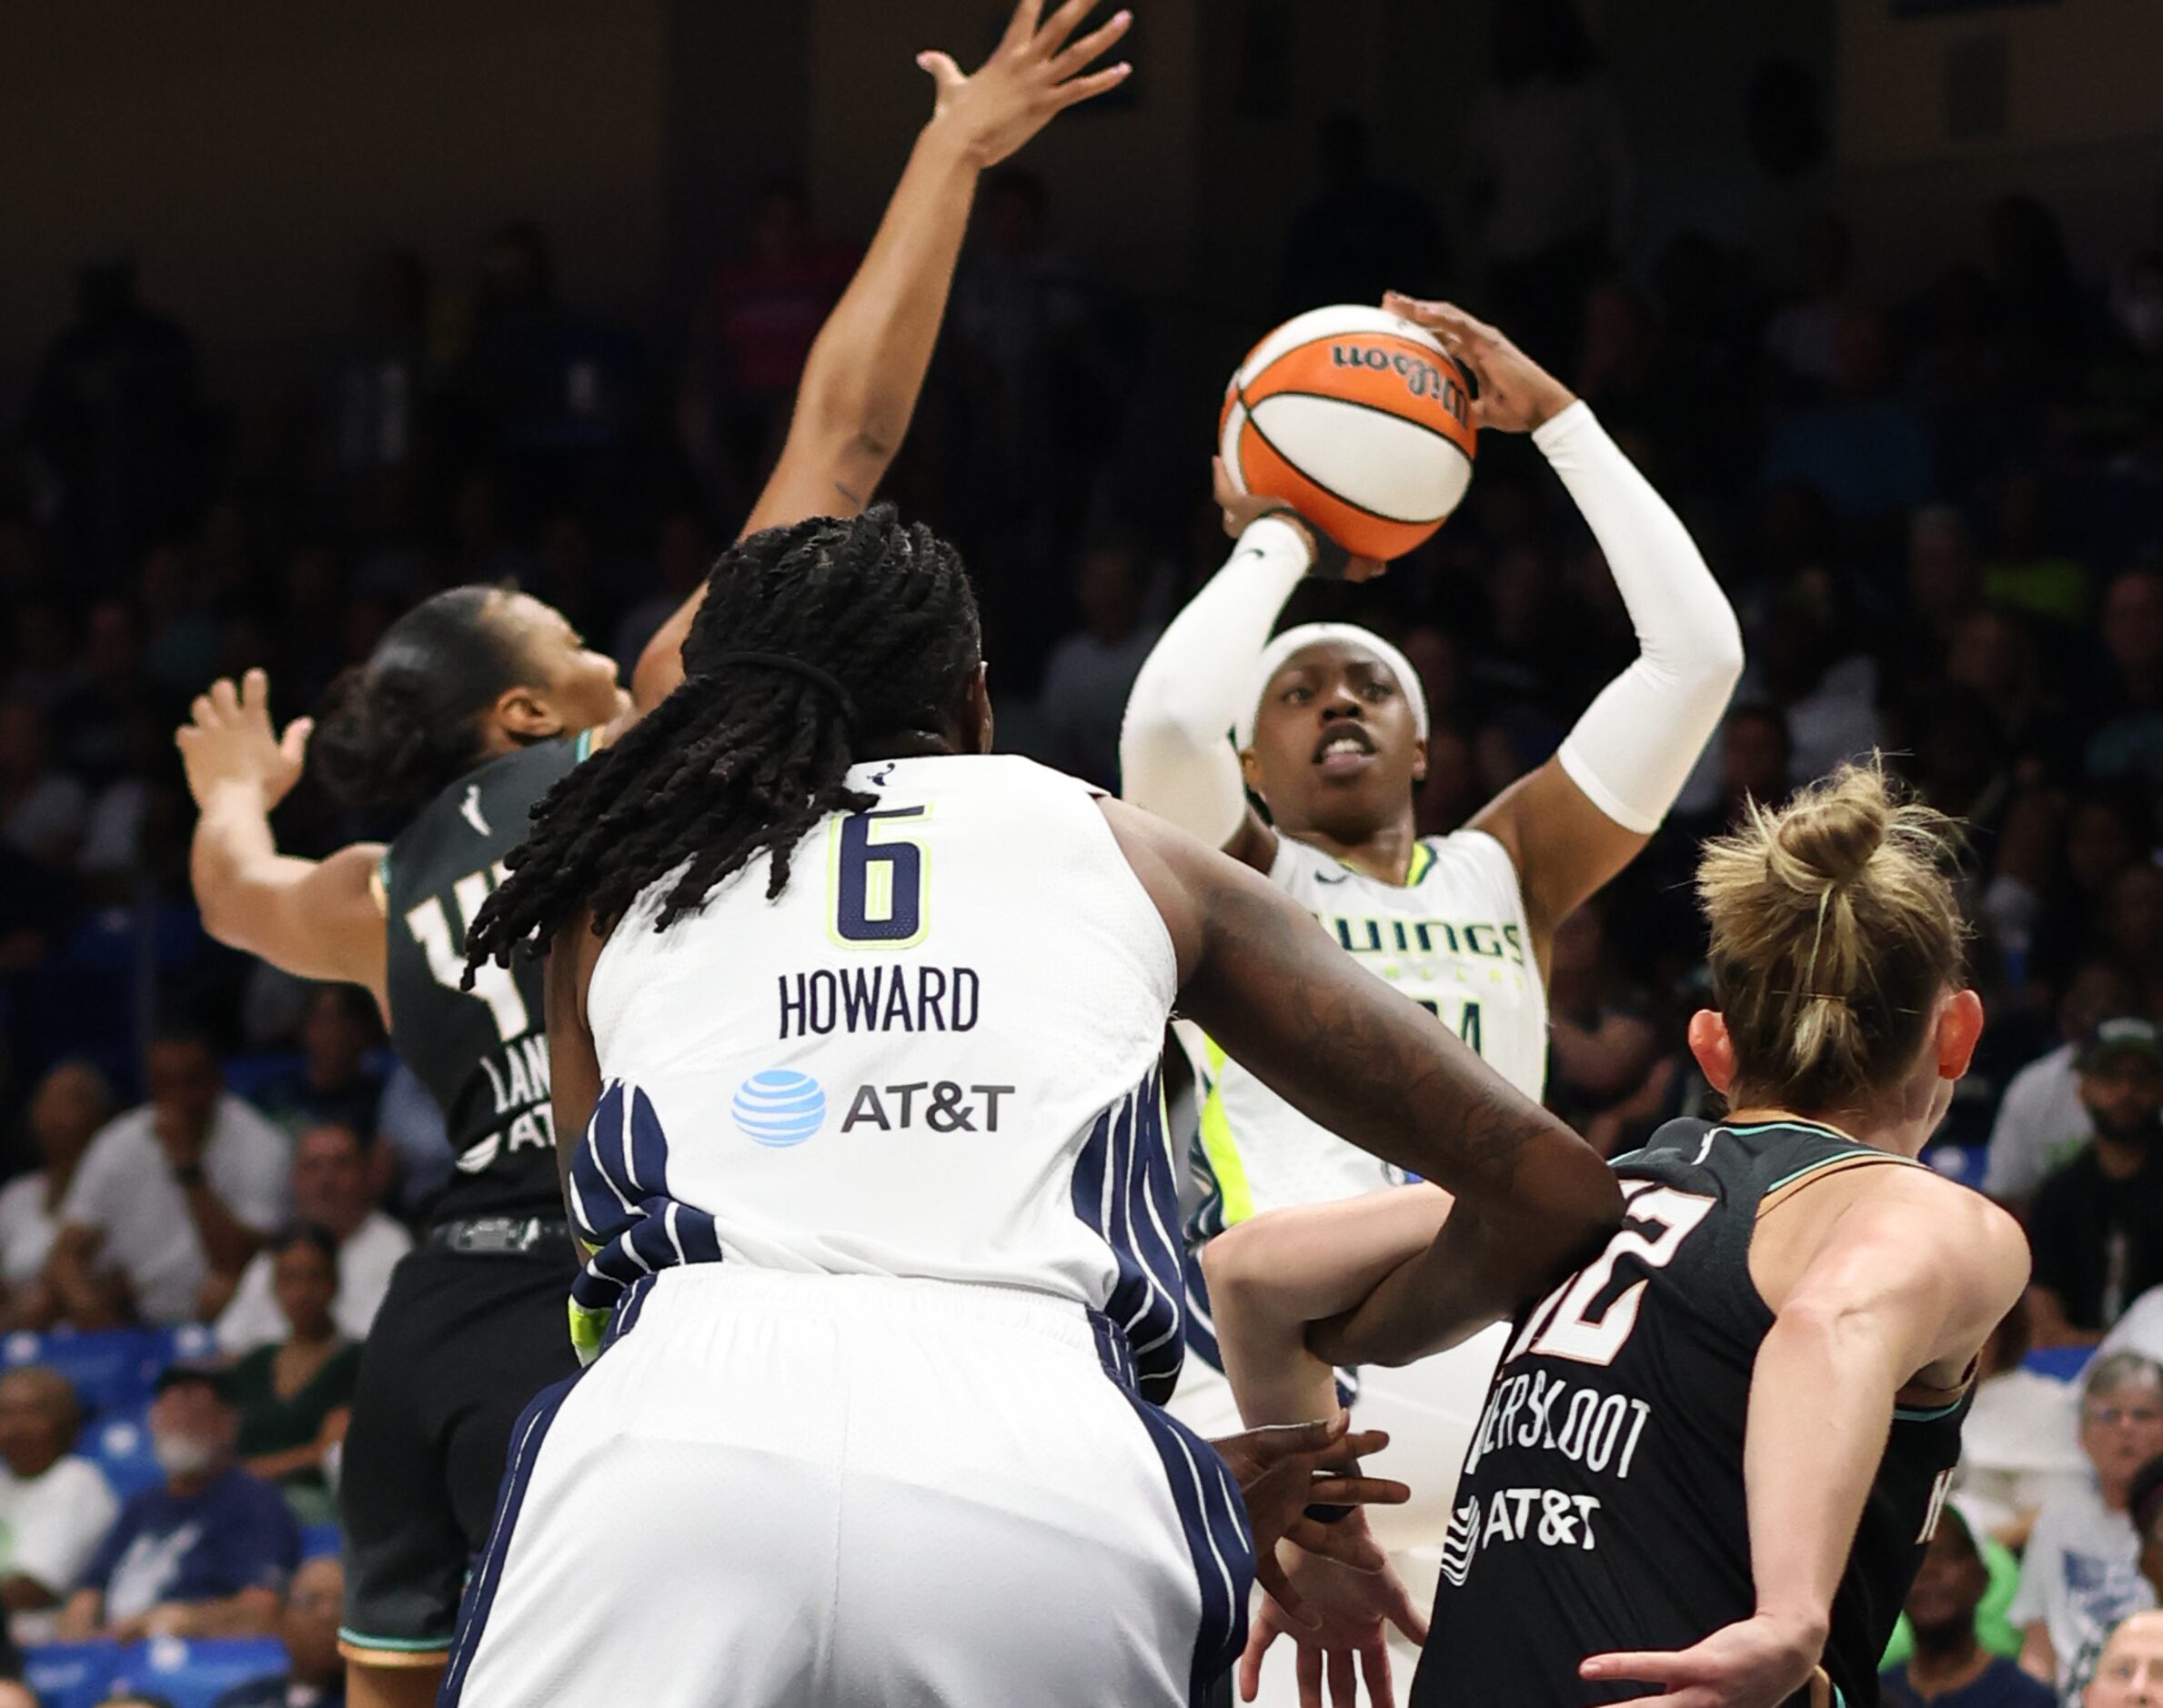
left=1540, top=401, right=1745, bottom=834
left=1119, top=517, right=1311, bottom=846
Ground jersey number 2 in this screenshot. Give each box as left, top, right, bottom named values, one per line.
left=830, top=807, right=929, bottom=947
left=405, top=865, right=530, bottom=1043
left=1505, top=1181, right=1715, bottom=1369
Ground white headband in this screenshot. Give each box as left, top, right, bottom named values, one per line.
left=1234, top=623, right=1431, bottom=750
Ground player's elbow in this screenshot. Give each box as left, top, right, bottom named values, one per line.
left=1696, top=603, right=1746, bottom=691
left=191, top=875, right=257, bottom=956
left=1198, top=1219, right=1265, bottom=1302
left=1117, top=697, right=1217, bottom=806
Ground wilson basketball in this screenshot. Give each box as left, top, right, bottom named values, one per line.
left=1218, top=304, right=1478, bottom=561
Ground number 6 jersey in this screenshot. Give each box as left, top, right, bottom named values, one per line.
left=379, top=738, right=581, bottom=1221
left=1412, top=1116, right=1974, bottom=1708
left=569, top=755, right=1192, bottom=1399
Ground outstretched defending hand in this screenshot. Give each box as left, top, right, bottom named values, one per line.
left=1383, top=293, right=1576, bottom=436
left=176, top=668, right=312, bottom=813
left=919, top=0, right=1133, bottom=168
left=1212, top=1413, right=1411, bottom=1626
left=1241, top=1532, right=1431, bottom=1708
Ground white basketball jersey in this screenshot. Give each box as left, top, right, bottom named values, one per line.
left=1190, top=829, right=1545, bottom=1236
left=573, top=754, right=1190, bottom=1396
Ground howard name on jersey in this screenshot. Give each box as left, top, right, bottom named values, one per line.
left=570, top=755, right=1192, bottom=1399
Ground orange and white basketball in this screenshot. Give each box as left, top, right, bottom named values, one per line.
left=1218, top=305, right=1478, bottom=561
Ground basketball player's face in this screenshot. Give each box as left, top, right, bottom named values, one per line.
left=1244, top=643, right=1424, bottom=845
left=494, top=591, right=630, bottom=736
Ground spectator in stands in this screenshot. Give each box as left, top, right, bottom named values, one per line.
left=1544, top=899, right=1660, bottom=1135
left=2085, top=1609, right=2163, bottom=1708
left=230, top=1231, right=358, bottom=1525
left=0, top=1061, right=113, bottom=1329
left=1462, top=0, right=1629, bottom=372
left=21, top=258, right=206, bottom=572
left=2027, top=1019, right=2163, bottom=1345
left=0, top=1367, right=117, bottom=1644
left=48, top=1030, right=290, bottom=1329
left=51, top=602, right=146, bottom=787
left=55, top=1365, right=297, bottom=1643
left=2104, top=865, right=2163, bottom=1019
left=371, top=1061, right=453, bottom=1219
left=1280, top=112, right=1449, bottom=314
left=681, top=180, right=858, bottom=506
left=2013, top=1351, right=2163, bottom=1695
left=213, top=1124, right=407, bottom=1352
left=245, top=987, right=384, bottom=1144
left=209, top=1552, right=343, bottom=1708
left=0, top=698, right=86, bottom=871
left=1039, top=542, right=1160, bottom=790
left=1759, top=301, right=1933, bottom=531
left=1957, top=1295, right=2089, bottom=1546
left=2133, top=1456, right=2163, bottom=1606
left=1986, top=959, right=2144, bottom=1210
left=1765, top=211, right=1859, bottom=395
left=2089, top=568, right=2163, bottom=784
left=1881, top=1505, right=2053, bottom=1708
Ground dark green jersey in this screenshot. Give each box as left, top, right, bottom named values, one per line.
left=1413, top=1117, right=1971, bottom=1708
left=380, top=740, right=577, bottom=1221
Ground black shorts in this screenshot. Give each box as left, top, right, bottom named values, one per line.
left=337, top=1241, right=579, bottom=1667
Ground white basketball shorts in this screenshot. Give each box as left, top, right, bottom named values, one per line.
left=440, top=1265, right=1253, bottom=1707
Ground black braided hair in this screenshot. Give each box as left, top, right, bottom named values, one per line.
left=463, top=506, right=981, bottom=975
left=312, top=587, right=528, bottom=814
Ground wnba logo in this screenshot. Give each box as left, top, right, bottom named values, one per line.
left=732, top=1070, right=827, bottom=1147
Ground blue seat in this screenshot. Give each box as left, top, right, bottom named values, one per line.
left=85, top=1405, right=164, bottom=1500
left=2025, top=1344, right=2094, bottom=1383
left=300, top=1522, right=342, bottom=1561
left=3, top=1326, right=171, bottom=1418
left=109, top=1635, right=290, bottom=1708
left=218, top=1050, right=305, bottom=1104
left=22, top=1639, right=124, bottom=1708
left=1922, top=1144, right=1987, bottom=1191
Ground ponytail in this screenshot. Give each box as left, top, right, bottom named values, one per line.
left=311, top=588, right=523, bottom=814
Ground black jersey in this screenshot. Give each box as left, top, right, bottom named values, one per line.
left=380, top=738, right=580, bottom=1222
left=1413, top=1117, right=1971, bottom=1708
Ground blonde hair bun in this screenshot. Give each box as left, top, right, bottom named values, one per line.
left=1764, top=769, right=1892, bottom=899
left=1698, top=759, right=1966, bottom=1111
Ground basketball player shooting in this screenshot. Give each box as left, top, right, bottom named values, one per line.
left=1122, top=299, right=1743, bottom=1698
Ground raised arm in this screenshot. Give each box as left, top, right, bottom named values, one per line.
left=1581, top=1170, right=2029, bottom=1705
left=629, top=0, right=1132, bottom=714
left=176, top=670, right=387, bottom=1005
left=1388, top=297, right=1742, bottom=954
left=1102, top=795, right=1621, bottom=1344
left=1120, top=509, right=1309, bottom=861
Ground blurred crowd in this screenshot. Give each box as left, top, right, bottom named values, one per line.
left=0, top=6, right=2161, bottom=1702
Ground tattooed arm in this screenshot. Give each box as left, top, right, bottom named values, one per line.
left=1099, top=797, right=1620, bottom=1351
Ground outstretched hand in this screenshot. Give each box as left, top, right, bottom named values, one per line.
left=1240, top=1532, right=1430, bottom=1708
left=1382, top=293, right=1575, bottom=435
left=1580, top=1612, right=1829, bottom=1708
left=919, top=0, right=1132, bottom=168
left=1212, top=1413, right=1412, bottom=1625
left=176, top=668, right=312, bottom=813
